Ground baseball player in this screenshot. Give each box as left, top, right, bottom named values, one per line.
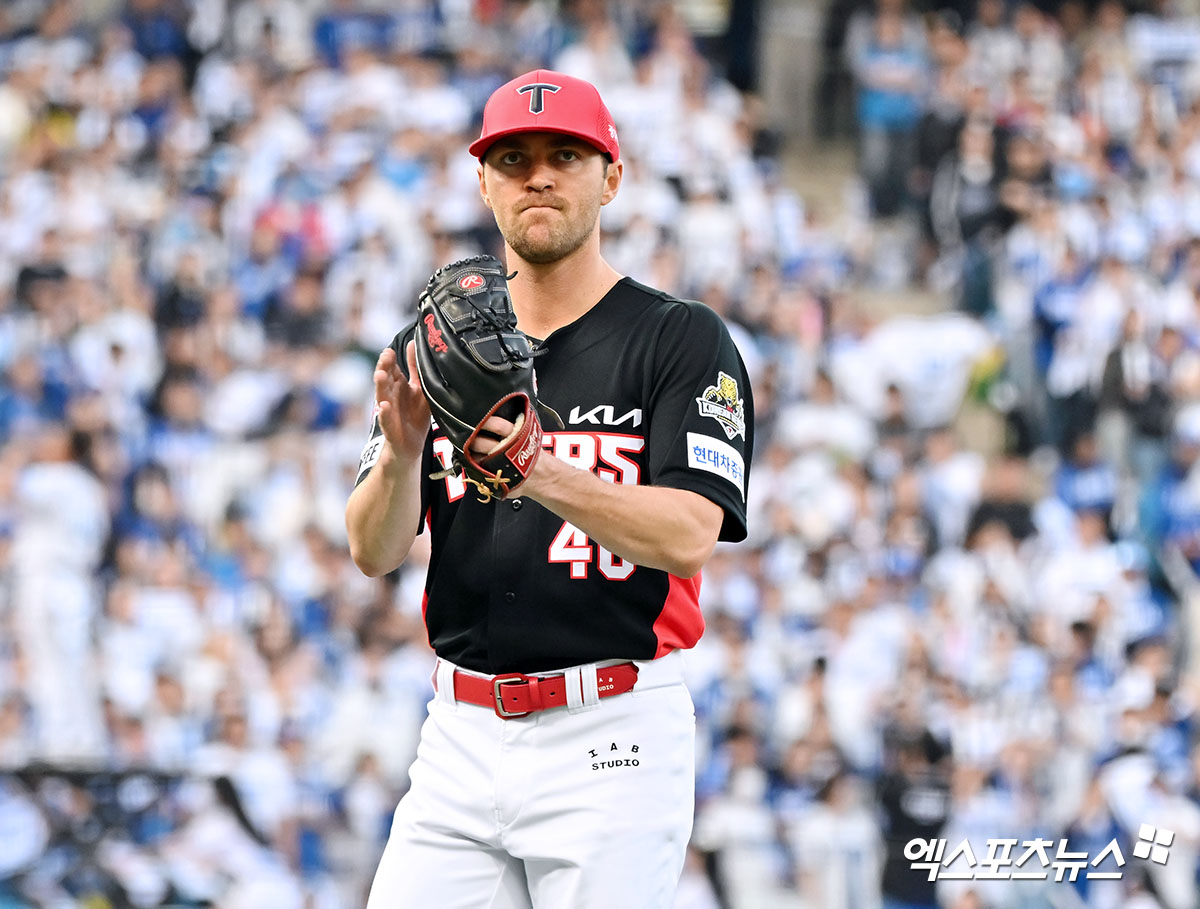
left=346, top=69, right=754, bottom=908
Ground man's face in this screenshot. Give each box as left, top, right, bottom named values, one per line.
left=479, top=132, right=620, bottom=265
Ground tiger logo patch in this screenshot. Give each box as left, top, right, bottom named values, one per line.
left=696, top=372, right=746, bottom=441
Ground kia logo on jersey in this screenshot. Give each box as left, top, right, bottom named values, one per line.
left=424, top=313, right=448, bottom=353
left=458, top=274, right=486, bottom=292
left=568, top=405, right=643, bottom=428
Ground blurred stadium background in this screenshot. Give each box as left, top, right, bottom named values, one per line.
left=3, top=0, right=1200, bottom=907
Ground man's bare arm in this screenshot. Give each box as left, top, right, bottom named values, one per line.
left=345, top=342, right=431, bottom=577
left=517, top=451, right=723, bottom=579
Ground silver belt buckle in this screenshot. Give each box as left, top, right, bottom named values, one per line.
left=492, top=674, right=532, bottom=718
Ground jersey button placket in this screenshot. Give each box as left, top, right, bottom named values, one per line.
left=504, top=591, right=516, bottom=603
left=511, top=499, right=523, bottom=511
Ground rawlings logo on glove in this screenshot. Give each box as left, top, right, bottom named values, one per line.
left=423, top=313, right=448, bottom=353
left=413, top=255, right=560, bottom=502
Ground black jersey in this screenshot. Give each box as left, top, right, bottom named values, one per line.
left=356, top=278, right=754, bottom=674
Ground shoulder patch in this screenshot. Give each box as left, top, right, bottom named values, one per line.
left=696, top=371, right=746, bottom=441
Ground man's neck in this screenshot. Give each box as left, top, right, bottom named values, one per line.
left=507, top=242, right=623, bottom=340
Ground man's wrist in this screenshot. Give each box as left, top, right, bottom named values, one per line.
left=379, top=438, right=422, bottom=476
left=518, top=447, right=565, bottom=501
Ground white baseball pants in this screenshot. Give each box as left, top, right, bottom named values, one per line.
left=365, top=651, right=696, bottom=908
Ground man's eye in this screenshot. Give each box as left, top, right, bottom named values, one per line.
left=558, top=150, right=579, bottom=161
left=499, top=152, right=522, bottom=165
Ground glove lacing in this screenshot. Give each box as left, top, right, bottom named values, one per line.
left=449, top=270, right=551, bottom=365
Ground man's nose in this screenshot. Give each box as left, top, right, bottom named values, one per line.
left=524, top=158, right=555, bottom=191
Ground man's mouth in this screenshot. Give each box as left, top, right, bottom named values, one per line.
left=519, top=200, right=563, bottom=212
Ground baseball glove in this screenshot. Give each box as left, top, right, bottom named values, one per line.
left=413, top=255, right=559, bottom=502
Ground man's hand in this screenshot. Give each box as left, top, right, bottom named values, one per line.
left=375, top=341, right=431, bottom=460
left=465, top=414, right=520, bottom=458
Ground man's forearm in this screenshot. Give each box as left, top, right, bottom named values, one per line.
left=520, top=454, right=723, bottom=578
left=345, top=446, right=425, bottom=577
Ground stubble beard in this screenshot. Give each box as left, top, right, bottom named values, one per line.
left=504, top=198, right=601, bottom=265
left=501, top=173, right=609, bottom=265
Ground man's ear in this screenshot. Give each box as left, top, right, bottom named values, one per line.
left=478, top=163, right=492, bottom=210
left=600, top=159, right=623, bottom=206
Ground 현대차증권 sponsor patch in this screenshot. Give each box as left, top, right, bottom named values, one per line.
left=686, top=432, right=744, bottom=498
left=696, top=371, right=746, bottom=441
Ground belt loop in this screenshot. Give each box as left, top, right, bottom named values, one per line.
left=564, top=665, right=587, bottom=713
left=578, top=662, right=601, bottom=711
left=434, top=659, right=458, bottom=709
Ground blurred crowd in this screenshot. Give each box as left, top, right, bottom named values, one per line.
left=1, top=0, right=1200, bottom=908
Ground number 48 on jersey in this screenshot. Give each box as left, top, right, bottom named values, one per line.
left=549, top=522, right=636, bottom=581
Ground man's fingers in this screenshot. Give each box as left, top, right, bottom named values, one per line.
left=375, top=347, right=397, bottom=392
left=469, top=415, right=523, bottom=455
left=404, top=342, right=431, bottom=425
left=376, top=346, right=397, bottom=379
left=480, top=415, right=517, bottom=438
left=405, top=341, right=421, bottom=389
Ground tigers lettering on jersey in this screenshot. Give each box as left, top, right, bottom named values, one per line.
left=545, top=431, right=644, bottom=484
left=428, top=430, right=644, bottom=501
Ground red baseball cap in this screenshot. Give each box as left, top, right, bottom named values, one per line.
left=469, top=69, right=620, bottom=162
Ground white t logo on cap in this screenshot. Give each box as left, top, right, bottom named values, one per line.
left=518, top=82, right=561, bottom=114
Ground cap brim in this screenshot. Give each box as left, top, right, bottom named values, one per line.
left=470, top=126, right=615, bottom=161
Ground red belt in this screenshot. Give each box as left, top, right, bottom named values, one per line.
left=447, top=663, right=640, bottom=719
